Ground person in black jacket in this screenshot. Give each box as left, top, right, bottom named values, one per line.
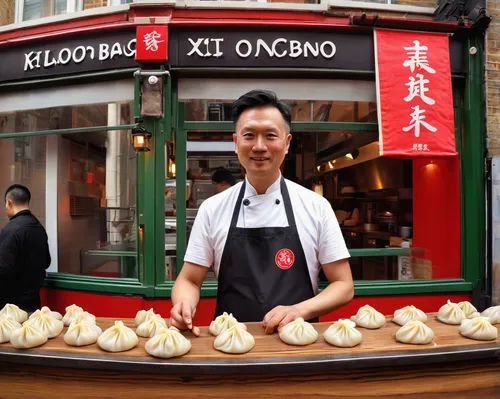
left=0, top=184, right=51, bottom=312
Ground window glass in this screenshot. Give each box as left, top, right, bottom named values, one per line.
left=23, top=0, right=68, bottom=21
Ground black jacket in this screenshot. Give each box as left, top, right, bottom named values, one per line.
left=0, top=210, right=51, bottom=312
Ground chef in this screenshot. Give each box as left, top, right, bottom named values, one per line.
left=170, top=89, right=354, bottom=335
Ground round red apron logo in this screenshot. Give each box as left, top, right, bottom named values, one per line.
left=275, top=249, right=295, bottom=270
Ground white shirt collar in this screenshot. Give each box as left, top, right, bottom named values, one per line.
left=245, top=174, right=281, bottom=197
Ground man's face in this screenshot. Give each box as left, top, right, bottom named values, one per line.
left=233, top=106, right=291, bottom=178
left=213, top=181, right=230, bottom=193
left=5, top=199, right=14, bottom=219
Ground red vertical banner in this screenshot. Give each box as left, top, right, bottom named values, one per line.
left=374, top=29, right=456, bottom=157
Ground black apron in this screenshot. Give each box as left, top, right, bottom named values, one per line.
left=214, top=177, right=317, bottom=322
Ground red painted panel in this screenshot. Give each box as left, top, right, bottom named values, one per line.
left=412, top=158, right=461, bottom=279
left=41, top=288, right=470, bottom=326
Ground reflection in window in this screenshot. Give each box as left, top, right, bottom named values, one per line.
left=23, top=0, right=68, bottom=21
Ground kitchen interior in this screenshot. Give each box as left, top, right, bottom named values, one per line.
left=165, top=99, right=425, bottom=282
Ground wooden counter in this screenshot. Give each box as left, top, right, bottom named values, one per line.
left=0, top=314, right=498, bottom=398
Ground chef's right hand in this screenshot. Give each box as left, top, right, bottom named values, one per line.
left=170, top=302, right=200, bottom=337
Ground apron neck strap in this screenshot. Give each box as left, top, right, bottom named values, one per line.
left=230, top=176, right=296, bottom=228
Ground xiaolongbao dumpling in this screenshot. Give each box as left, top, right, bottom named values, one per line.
left=0, top=315, right=22, bottom=343
left=62, top=304, right=84, bottom=326
left=351, top=305, right=386, bottom=329
left=25, top=309, right=64, bottom=339
left=481, top=305, right=500, bottom=324
left=458, top=301, right=480, bottom=319
left=10, top=323, right=48, bottom=349
left=136, top=314, right=167, bottom=338
left=209, top=312, right=247, bottom=336
left=437, top=300, right=466, bottom=325
left=64, top=320, right=103, bottom=347
left=0, top=304, right=28, bottom=324
left=396, top=321, right=435, bottom=345
left=145, top=327, right=192, bottom=358
left=459, top=317, right=498, bottom=341
left=69, top=311, right=96, bottom=326
left=36, top=306, right=63, bottom=321
left=323, top=319, right=362, bottom=348
left=278, top=317, right=318, bottom=346
left=392, top=305, right=427, bottom=326
left=134, top=308, right=156, bottom=327
left=214, top=324, right=255, bottom=354
left=97, top=321, right=138, bottom=352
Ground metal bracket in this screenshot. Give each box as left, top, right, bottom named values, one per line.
left=134, top=70, right=170, bottom=77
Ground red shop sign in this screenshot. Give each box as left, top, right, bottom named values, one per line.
left=135, top=26, right=168, bottom=62
left=374, top=29, right=456, bottom=157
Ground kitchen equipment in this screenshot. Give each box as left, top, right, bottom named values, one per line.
left=365, top=202, right=377, bottom=224
left=378, top=211, right=398, bottom=233
left=399, top=226, right=413, bottom=238
left=363, top=223, right=378, bottom=232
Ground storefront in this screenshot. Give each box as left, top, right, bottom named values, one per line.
left=0, top=4, right=488, bottom=325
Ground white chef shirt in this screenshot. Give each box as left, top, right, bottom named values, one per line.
left=184, top=175, right=350, bottom=293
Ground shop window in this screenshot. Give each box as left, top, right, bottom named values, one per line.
left=22, top=0, right=70, bottom=21
left=0, top=101, right=138, bottom=279
left=350, top=0, right=436, bottom=6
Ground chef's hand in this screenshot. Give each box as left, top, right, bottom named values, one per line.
left=262, top=305, right=302, bottom=334
left=169, top=301, right=201, bottom=337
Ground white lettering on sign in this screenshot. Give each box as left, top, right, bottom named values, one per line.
left=235, top=40, right=252, bottom=58
left=187, top=38, right=224, bottom=58
left=23, top=38, right=137, bottom=72
left=143, top=30, right=164, bottom=52
left=402, top=105, right=437, bottom=138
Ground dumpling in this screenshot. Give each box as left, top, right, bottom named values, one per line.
left=437, top=300, right=466, bottom=324
left=350, top=305, right=386, bottom=329
left=64, top=320, right=103, bottom=347
left=34, top=306, right=62, bottom=321
left=392, top=305, right=427, bottom=326
left=459, top=317, right=498, bottom=341
left=25, top=309, right=64, bottom=339
left=481, top=305, right=500, bottom=324
left=323, top=319, right=362, bottom=348
left=10, top=323, right=48, bottom=349
left=134, top=308, right=156, bottom=327
left=136, top=314, right=167, bottom=338
left=396, top=321, right=435, bottom=345
left=0, top=315, right=22, bottom=344
left=97, top=321, right=138, bottom=352
left=458, top=301, right=480, bottom=319
left=209, top=312, right=247, bottom=336
left=145, top=327, right=192, bottom=358
left=69, top=311, right=96, bottom=326
left=62, top=304, right=84, bottom=326
left=278, top=317, right=318, bottom=346
left=214, top=324, right=255, bottom=354
left=0, top=304, right=28, bottom=324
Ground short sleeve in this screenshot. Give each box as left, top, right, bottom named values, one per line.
left=183, top=204, right=213, bottom=268
left=318, top=201, right=350, bottom=265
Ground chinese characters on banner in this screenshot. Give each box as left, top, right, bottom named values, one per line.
left=135, top=26, right=168, bottom=62
left=374, top=29, right=456, bottom=157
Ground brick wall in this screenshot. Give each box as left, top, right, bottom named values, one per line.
left=0, top=0, right=15, bottom=26
left=487, top=0, right=500, bottom=156
left=83, top=0, right=107, bottom=10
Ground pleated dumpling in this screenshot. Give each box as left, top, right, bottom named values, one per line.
left=481, top=305, right=500, bottom=324
left=437, top=300, right=466, bottom=325
left=209, top=312, right=246, bottom=336
left=62, top=304, right=84, bottom=326
left=278, top=317, right=318, bottom=346
left=351, top=305, right=386, bottom=329
left=64, top=320, right=103, bottom=347
left=0, top=304, right=28, bottom=324
left=36, top=306, right=63, bottom=321
left=136, top=314, right=167, bottom=338
left=69, top=311, right=96, bottom=326
left=10, top=323, right=48, bottom=349
left=458, top=301, right=480, bottom=319
left=0, top=315, right=22, bottom=344
left=392, top=305, right=427, bottom=326
left=25, top=309, right=64, bottom=339
left=323, top=319, right=362, bottom=348
left=459, top=317, right=498, bottom=341
left=134, top=308, right=156, bottom=327
left=214, top=324, right=255, bottom=354
left=396, top=321, right=435, bottom=345
left=145, top=327, right=192, bottom=358
left=97, top=321, right=138, bottom=352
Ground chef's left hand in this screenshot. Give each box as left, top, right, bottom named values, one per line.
left=262, top=305, right=301, bottom=334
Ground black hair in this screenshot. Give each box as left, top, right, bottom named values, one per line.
left=212, top=168, right=236, bottom=186
left=5, top=184, right=31, bottom=205
left=231, top=89, right=292, bottom=131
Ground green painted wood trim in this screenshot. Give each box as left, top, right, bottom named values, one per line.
left=134, top=76, right=141, bottom=121
left=175, top=103, right=187, bottom=278
left=137, top=151, right=146, bottom=283
left=0, top=124, right=138, bottom=139
left=153, top=278, right=473, bottom=298
left=462, top=35, right=486, bottom=286
left=82, top=250, right=137, bottom=257
left=182, top=121, right=378, bottom=132
left=349, top=248, right=410, bottom=257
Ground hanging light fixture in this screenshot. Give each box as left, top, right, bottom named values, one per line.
left=131, top=125, right=152, bottom=152
left=167, top=141, right=176, bottom=178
